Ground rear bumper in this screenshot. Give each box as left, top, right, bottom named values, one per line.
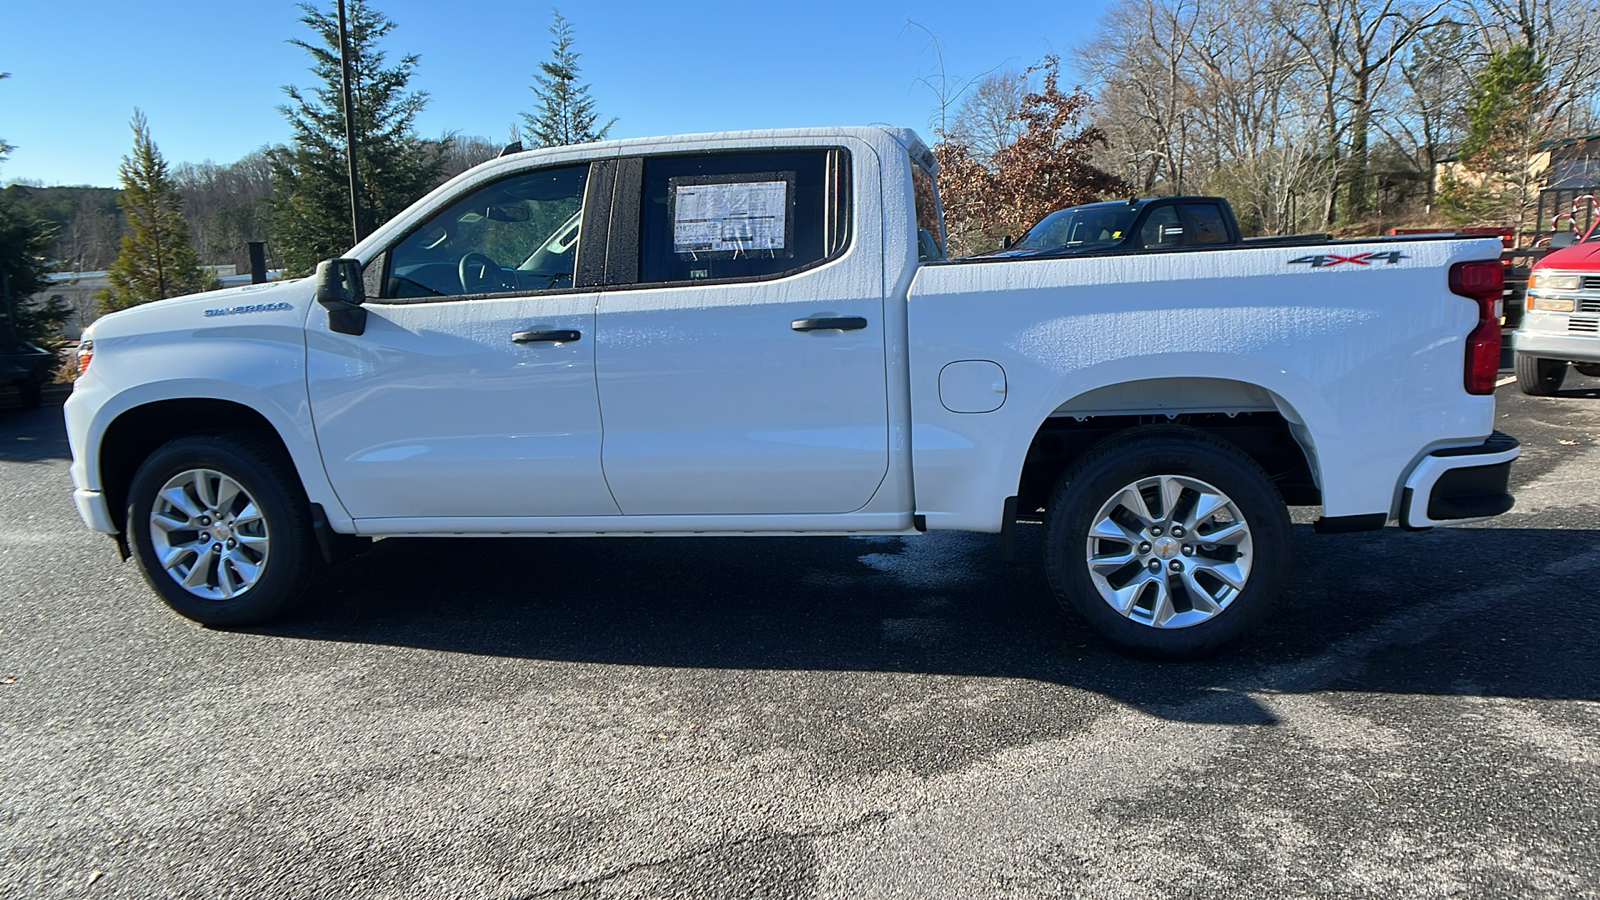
left=1399, top=431, right=1519, bottom=529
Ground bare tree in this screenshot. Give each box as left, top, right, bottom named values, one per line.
left=174, top=151, right=274, bottom=271
left=1277, top=0, right=1450, bottom=224
left=905, top=19, right=1008, bottom=141
left=1380, top=21, right=1475, bottom=204
left=438, top=135, right=503, bottom=178
left=947, top=71, right=1030, bottom=164
left=1076, top=0, right=1202, bottom=194
left=1075, top=0, right=1335, bottom=231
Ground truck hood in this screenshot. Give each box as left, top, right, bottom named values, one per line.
left=1536, top=240, right=1600, bottom=270
left=86, top=278, right=311, bottom=340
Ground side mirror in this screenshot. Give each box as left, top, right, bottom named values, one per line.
left=1001, top=234, right=1014, bottom=250
left=315, top=257, right=367, bottom=336
left=1550, top=230, right=1577, bottom=248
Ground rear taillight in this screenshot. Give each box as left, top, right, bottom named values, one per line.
left=1450, top=260, right=1503, bottom=395
left=76, top=339, right=94, bottom=375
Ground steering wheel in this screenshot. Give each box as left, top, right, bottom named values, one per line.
left=458, top=252, right=509, bottom=294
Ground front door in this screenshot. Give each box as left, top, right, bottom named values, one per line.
left=594, top=144, right=889, bottom=516
left=307, top=161, right=620, bottom=521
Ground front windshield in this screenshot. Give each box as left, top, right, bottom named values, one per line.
left=1014, top=206, right=1138, bottom=252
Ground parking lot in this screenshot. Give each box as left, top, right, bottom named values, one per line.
left=3, top=373, right=1598, bottom=899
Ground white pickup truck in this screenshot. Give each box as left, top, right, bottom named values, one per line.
left=65, top=126, right=1519, bottom=656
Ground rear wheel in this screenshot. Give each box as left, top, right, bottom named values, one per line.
left=1515, top=352, right=1567, bottom=395
left=127, top=433, right=318, bottom=626
left=1044, top=426, right=1290, bottom=657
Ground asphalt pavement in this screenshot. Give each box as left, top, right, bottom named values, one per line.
left=2, top=373, right=1597, bottom=899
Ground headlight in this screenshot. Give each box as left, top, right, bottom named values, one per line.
left=76, top=335, right=95, bottom=375
left=1530, top=273, right=1581, bottom=291
left=1529, top=295, right=1576, bottom=312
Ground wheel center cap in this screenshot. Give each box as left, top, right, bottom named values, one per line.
left=1152, top=536, right=1180, bottom=560
left=211, top=521, right=233, bottom=541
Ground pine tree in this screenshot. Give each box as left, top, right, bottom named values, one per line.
left=268, top=0, right=447, bottom=276
left=0, top=195, right=68, bottom=349
left=522, top=11, right=615, bottom=148
left=1439, top=47, right=1551, bottom=231
left=0, top=70, right=68, bottom=350
left=96, top=111, right=214, bottom=314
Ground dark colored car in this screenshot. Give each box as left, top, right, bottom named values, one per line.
left=972, top=196, right=1324, bottom=259
left=0, top=342, right=51, bottom=409
left=1, top=291, right=53, bottom=409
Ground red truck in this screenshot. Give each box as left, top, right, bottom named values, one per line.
left=1512, top=196, right=1600, bottom=393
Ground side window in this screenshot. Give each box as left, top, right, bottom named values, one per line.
left=911, top=157, right=945, bottom=261
left=1181, top=203, right=1230, bottom=245
left=384, top=163, right=590, bottom=300
left=1137, top=205, right=1183, bottom=248
left=638, top=148, right=850, bottom=285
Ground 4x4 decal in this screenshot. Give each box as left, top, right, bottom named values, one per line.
left=1288, top=251, right=1409, bottom=268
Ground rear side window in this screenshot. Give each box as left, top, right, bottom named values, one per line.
left=1138, top=205, right=1182, bottom=248
left=1181, top=203, right=1230, bottom=245
left=638, top=148, right=850, bottom=285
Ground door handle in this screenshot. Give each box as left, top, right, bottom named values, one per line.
left=511, top=329, right=582, bottom=343
left=791, top=316, right=867, bottom=332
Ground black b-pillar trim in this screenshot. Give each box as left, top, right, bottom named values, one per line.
left=605, top=157, right=644, bottom=286
left=574, top=159, right=616, bottom=289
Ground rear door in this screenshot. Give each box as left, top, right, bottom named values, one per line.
left=592, top=143, right=890, bottom=515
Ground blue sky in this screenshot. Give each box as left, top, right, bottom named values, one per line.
left=0, top=0, right=1115, bottom=187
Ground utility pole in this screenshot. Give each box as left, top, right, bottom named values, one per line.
left=337, top=0, right=366, bottom=245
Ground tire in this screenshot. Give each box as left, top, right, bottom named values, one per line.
left=1043, top=426, right=1291, bottom=658
left=1515, top=352, right=1567, bottom=395
left=16, top=376, right=42, bottom=409
left=1574, top=362, right=1600, bottom=378
left=127, top=433, right=319, bottom=626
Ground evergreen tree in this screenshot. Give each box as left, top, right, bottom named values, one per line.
left=522, top=11, right=615, bottom=148
left=0, top=70, right=69, bottom=350
left=269, top=0, right=447, bottom=276
left=96, top=111, right=214, bottom=314
left=0, top=194, right=69, bottom=349
left=1439, top=47, right=1550, bottom=231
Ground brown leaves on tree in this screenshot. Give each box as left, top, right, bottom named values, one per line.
left=935, top=56, right=1127, bottom=256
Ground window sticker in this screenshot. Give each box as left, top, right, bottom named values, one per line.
left=669, top=171, right=796, bottom=258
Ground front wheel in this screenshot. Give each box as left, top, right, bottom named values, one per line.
left=1044, top=426, right=1291, bottom=657
left=1515, top=352, right=1567, bottom=395
left=127, top=433, right=319, bottom=626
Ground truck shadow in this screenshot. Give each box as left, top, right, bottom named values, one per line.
left=0, top=401, right=71, bottom=462
left=255, top=521, right=1600, bottom=727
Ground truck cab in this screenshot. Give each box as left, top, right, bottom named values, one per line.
left=976, top=196, right=1242, bottom=258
